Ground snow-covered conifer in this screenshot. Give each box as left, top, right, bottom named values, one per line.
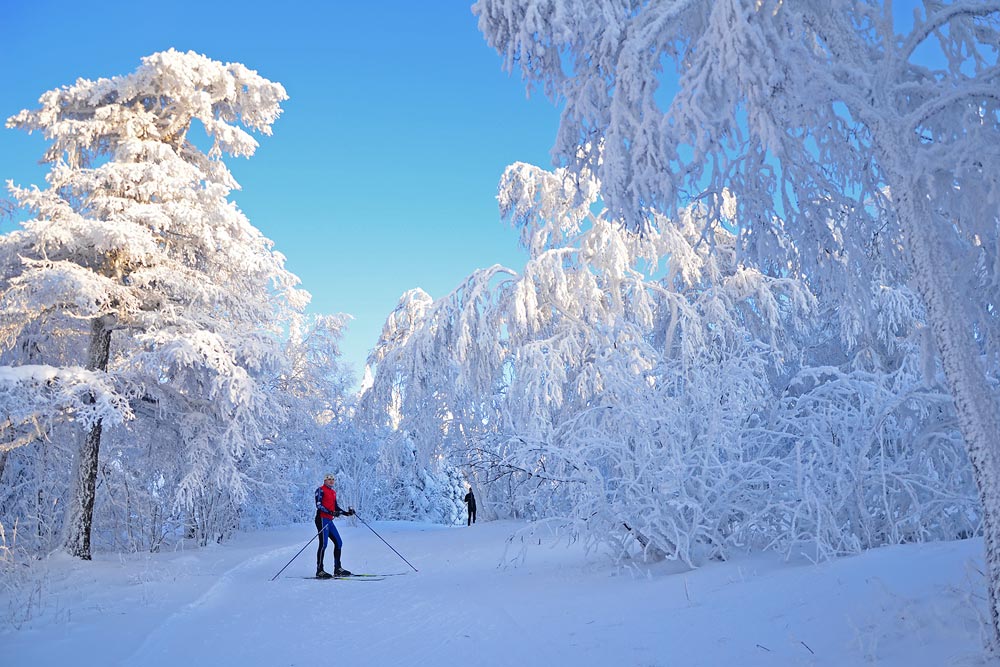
left=1, top=50, right=306, bottom=558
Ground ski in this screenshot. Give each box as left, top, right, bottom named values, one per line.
left=300, top=571, right=407, bottom=581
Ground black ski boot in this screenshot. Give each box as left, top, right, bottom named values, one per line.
left=316, top=550, right=331, bottom=579
left=333, top=547, right=351, bottom=576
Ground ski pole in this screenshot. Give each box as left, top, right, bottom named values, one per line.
left=270, top=526, right=323, bottom=581
left=356, top=515, right=419, bottom=572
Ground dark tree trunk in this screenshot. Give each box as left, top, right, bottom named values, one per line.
left=64, top=317, right=113, bottom=560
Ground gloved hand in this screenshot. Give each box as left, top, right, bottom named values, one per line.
left=346, top=508, right=356, bottom=516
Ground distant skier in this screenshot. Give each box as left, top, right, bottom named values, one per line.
left=464, top=487, right=477, bottom=526
left=315, top=473, right=355, bottom=578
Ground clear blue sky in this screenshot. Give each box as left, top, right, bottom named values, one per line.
left=0, top=1, right=561, bottom=382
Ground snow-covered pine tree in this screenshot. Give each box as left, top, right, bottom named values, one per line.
left=1, top=50, right=307, bottom=558
left=475, top=0, right=1000, bottom=647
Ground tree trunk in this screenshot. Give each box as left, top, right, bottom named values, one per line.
left=895, top=176, right=1000, bottom=649
left=63, top=317, right=113, bottom=560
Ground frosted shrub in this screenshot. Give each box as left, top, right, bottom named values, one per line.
left=0, top=518, right=45, bottom=628
left=768, top=366, right=977, bottom=560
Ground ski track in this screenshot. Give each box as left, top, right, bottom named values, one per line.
left=341, top=567, right=563, bottom=666
left=123, top=544, right=293, bottom=664
left=4, top=522, right=993, bottom=666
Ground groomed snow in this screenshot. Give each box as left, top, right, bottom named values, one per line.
left=2, top=520, right=997, bottom=666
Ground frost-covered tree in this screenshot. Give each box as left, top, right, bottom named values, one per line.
left=362, top=156, right=973, bottom=564
left=363, top=162, right=817, bottom=558
left=362, top=288, right=439, bottom=433
left=359, top=280, right=504, bottom=523
left=1, top=50, right=306, bottom=558
left=251, top=313, right=362, bottom=528
left=475, top=0, right=1000, bottom=646
left=493, top=163, right=816, bottom=562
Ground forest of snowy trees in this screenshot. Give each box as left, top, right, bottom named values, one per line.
left=0, top=50, right=465, bottom=566
left=2, top=0, right=999, bottom=650
left=470, top=0, right=1000, bottom=648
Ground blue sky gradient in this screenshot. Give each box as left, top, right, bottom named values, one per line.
left=0, top=1, right=561, bottom=380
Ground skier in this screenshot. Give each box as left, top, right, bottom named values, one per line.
left=464, top=487, right=477, bottom=526
left=315, top=473, right=355, bottom=578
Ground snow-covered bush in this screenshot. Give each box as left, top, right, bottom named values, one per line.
left=765, top=364, right=977, bottom=560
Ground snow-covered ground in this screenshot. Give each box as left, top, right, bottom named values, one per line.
left=2, top=519, right=997, bottom=666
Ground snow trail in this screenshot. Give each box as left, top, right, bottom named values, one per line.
left=2, top=520, right=994, bottom=666
left=125, top=545, right=294, bottom=663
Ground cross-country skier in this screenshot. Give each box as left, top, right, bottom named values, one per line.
left=315, top=473, right=355, bottom=578
left=464, top=487, right=477, bottom=526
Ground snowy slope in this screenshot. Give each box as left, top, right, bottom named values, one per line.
left=2, top=520, right=997, bottom=666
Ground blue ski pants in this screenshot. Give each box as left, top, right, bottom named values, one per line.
left=315, top=515, right=343, bottom=571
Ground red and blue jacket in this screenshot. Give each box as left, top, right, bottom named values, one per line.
left=315, top=485, right=343, bottom=520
